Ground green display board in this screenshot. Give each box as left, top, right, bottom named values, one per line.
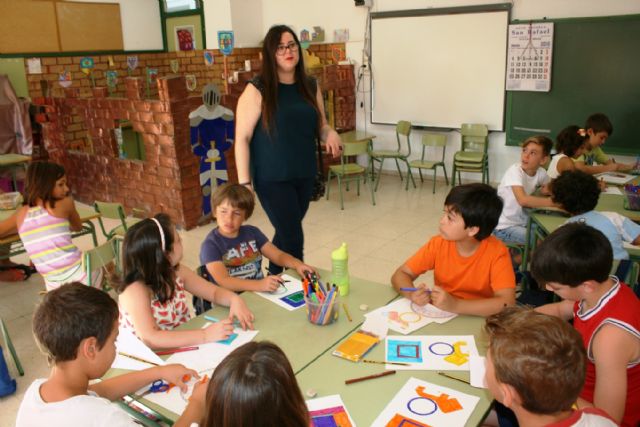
left=505, top=15, right=640, bottom=156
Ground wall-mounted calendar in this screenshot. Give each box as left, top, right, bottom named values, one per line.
left=506, top=22, right=554, bottom=92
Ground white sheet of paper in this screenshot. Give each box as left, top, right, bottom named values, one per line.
left=254, top=274, right=305, bottom=311
left=140, top=327, right=259, bottom=415
left=361, top=314, right=388, bottom=339
left=112, top=327, right=165, bottom=370
left=371, top=377, right=480, bottom=427
left=385, top=335, right=478, bottom=371
left=366, top=298, right=456, bottom=335
left=602, top=186, right=623, bottom=195
left=469, top=355, right=487, bottom=388
left=595, top=172, right=635, bottom=185
left=27, top=58, right=42, bottom=74
left=307, top=394, right=357, bottom=426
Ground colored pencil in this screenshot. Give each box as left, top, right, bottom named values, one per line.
left=342, top=303, right=353, bottom=322
left=437, top=371, right=470, bottom=385
left=155, top=346, right=199, bottom=356
left=118, top=351, right=159, bottom=367
left=345, top=370, right=396, bottom=385
left=204, top=315, right=219, bottom=323
left=363, top=359, right=409, bottom=367
left=400, top=287, right=419, bottom=291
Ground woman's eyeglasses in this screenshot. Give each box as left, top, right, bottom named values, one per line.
left=276, top=41, right=298, bottom=56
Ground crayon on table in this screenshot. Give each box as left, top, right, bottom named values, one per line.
left=345, top=370, right=396, bottom=385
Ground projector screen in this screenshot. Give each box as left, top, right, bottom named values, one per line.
left=370, top=9, right=509, bottom=131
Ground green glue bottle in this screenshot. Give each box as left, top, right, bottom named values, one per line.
left=331, top=242, right=350, bottom=296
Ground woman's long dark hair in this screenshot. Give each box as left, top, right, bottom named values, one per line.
left=24, top=161, right=66, bottom=209
left=259, top=25, right=321, bottom=135
left=201, top=341, right=309, bottom=427
left=116, top=213, right=177, bottom=303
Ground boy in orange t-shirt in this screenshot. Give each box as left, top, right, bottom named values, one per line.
left=391, top=183, right=515, bottom=317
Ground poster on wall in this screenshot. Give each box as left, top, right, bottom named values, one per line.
left=506, top=22, right=554, bottom=92
left=175, top=25, right=196, bottom=51
left=217, top=31, right=234, bottom=56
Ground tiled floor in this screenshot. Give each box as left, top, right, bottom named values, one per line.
left=0, top=173, right=449, bottom=425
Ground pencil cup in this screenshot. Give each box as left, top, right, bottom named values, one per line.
left=304, top=295, right=339, bottom=326
left=624, top=188, right=640, bottom=211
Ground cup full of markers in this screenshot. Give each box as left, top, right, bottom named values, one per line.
left=302, top=272, right=339, bottom=326
left=624, top=183, right=640, bottom=211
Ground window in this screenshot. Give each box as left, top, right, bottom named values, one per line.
left=163, top=0, right=200, bottom=13
left=114, top=121, right=145, bottom=161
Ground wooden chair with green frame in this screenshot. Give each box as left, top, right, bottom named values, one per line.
left=93, top=201, right=142, bottom=240
left=369, top=120, right=416, bottom=191
left=82, top=238, right=119, bottom=290
left=451, top=123, right=489, bottom=186
left=406, top=133, right=449, bottom=193
left=325, top=139, right=375, bottom=210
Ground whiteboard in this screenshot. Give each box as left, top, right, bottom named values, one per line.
left=371, top=10, right=509, bottom=130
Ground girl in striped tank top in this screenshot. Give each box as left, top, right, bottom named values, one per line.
left=0, top=162, right=101, bottom=291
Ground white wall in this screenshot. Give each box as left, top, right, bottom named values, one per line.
left=202, top=0, right=232, bottom=49
left=73, top=0, right=163, bottom=50
left=230, top=0, right=264, bottom=47
left=260, top=0, right=640, bottom=183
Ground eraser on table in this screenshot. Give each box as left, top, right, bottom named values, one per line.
left=359, top=304, right=369, bottom=311
left=306, top=388, right=317, bottom=398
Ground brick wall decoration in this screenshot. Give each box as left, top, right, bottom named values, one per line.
left=32, top=44, right=356, bottom=230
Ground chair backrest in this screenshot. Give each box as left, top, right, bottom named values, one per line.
left=83, top=239, right=117, bottom=273
left=94, top=201, right=126, bottom=221
left=460, top=123, right=488, bottom=154
left=396, top=120, right=412, bottom=155
left=83, top=239, right=117, bottom=288
left=94, top=201, right=128, bottom=238
left=342, top=140, right=370, bottom=157
left=421, top=133, right=447, bottom=162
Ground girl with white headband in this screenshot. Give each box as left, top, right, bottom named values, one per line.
left=116, top=214, right=254, bottom=349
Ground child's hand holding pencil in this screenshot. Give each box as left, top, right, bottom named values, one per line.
left=404, top=283, right=431, bottom=306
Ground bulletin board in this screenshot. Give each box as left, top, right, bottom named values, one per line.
left=0, top=0, right=123, bottom=54
left=0, top=0, right=59, bottom=53
left=56, top=2, right=124, bottom=52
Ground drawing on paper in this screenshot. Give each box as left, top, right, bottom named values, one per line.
left=428, top=341, right=469, bottom=366
left=388, top=339, right=423, bottom=363
left=309, top=405, right=353, bottom=427
left=372, top=378, right=479, bottom=427
left=280, top=290, right=305, bottom=308
left=386, top=310, right=423, bottom=330
left=386, top=413, right=430, bottom=427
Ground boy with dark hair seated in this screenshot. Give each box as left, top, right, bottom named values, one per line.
left=574, top=113, right=633, bottom=174
left=391, top=183, right=515, bottom=317
left=551, top=170, right=640, bottom=262
left=533, top=223, right=640, bottom=427
left=484, top=306, right=617, bottom=427
left=16, top=283, right=206, bottom=427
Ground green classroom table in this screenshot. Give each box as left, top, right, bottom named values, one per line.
left=295, top=314, right=492, bottom=427
left=124, top=269, right=399, bottom=423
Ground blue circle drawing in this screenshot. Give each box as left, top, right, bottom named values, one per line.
left=429, top=342, right=454, bottom=356
left=407, top=397, right=437, bottom=416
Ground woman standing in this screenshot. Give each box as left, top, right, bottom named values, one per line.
left=235, top=25, right=342, bottom=274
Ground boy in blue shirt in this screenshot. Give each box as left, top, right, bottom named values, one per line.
left=551, top=170, right=640, bottom=261
left=199, top=184, right=314, bottom=295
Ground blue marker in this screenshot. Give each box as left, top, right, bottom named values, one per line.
left=400, top=287, right=419, bottom=292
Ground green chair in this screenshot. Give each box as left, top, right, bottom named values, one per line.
left=451, top=123, right=489, bottom=186
left=406, top=133, right=449, bottom=193
left=369, top=120, right=416, bottom=191
left=0, top=318, right=23, bottom=376
left=83, top=238, right=118, bottom=289
left=94, top=201, right=142, bottom=240
left=326, top=140, right=375, bottom=210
